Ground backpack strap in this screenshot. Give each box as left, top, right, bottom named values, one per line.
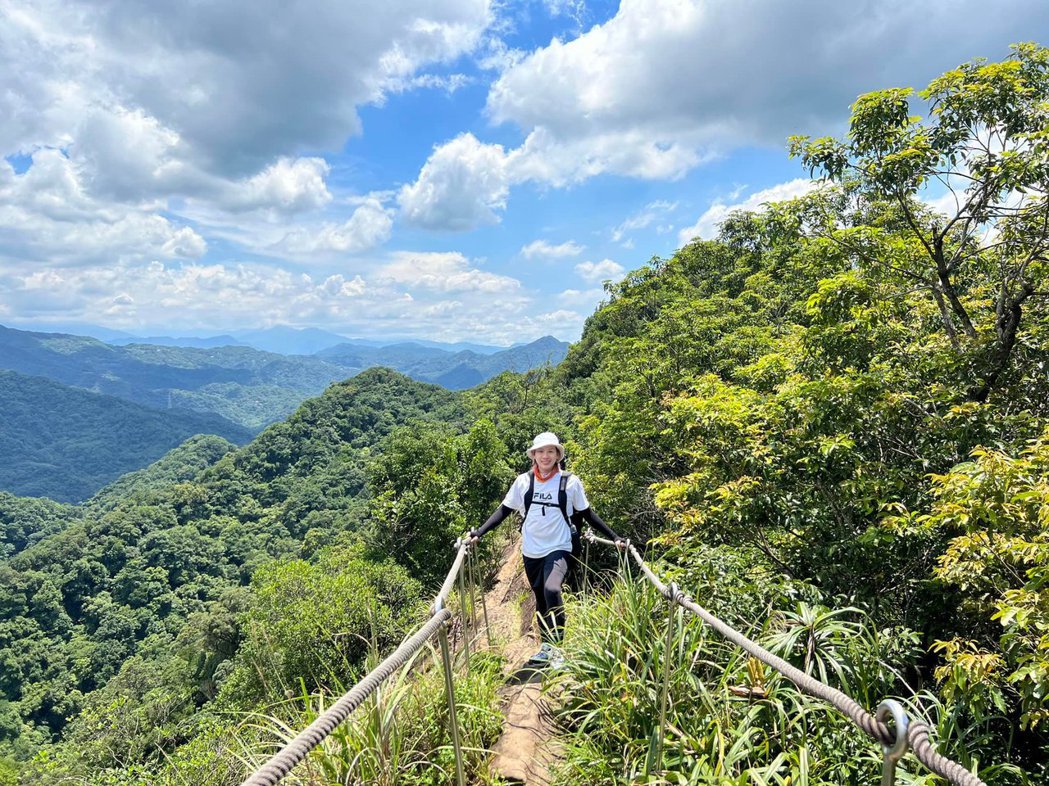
left=524, top=472, right=535, bottom=518
left=558, top=472, right=572, bottom=527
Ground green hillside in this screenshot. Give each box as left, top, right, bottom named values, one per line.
left=0, top=368, right=483, bottom=781
left=85, top=434, right=239, bottom=514
left=0, top=371, right=253, bottom=502
left=0, top=494, right=81, bottom=560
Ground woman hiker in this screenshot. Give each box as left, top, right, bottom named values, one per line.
left=467, top=431, right=625, bottom=666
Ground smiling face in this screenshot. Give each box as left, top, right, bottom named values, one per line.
left=532, top=445, right=560, bottom=473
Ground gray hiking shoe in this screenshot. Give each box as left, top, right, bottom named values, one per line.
left=547, top=646, right=566, bottom=670
left=528, top=642, right=554, bottom=665
left=527, top=643, right=567, bottom=669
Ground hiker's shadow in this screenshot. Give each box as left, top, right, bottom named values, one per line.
left=506, top=663, right=546, bottom=685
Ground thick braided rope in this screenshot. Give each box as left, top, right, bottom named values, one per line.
left=589, top=534, right=986, bottom=786
left=239, top=608, right=452, bottom=786
left=433, top=541, right=469, bottom=614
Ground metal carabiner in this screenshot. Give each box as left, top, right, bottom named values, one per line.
left=876, top=699, right=910, bottom=786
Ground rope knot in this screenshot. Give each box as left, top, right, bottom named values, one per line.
left=665, top=582, right=681, bottom=604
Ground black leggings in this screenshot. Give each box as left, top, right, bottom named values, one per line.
left=522, top=550, right=570, bottom=643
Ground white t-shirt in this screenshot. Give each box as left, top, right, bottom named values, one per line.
left=502, top=470, right=590, bottom=559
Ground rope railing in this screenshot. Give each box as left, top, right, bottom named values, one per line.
left=585, top=531, right=988, bottom=786
left=239, top=523, right=990, bottom=786
left=433, top=540, right=469, bottom=614
left=240, top=540, right=477, bottom=786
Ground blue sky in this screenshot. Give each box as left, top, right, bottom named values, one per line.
left=2, top=0, right=1048, bottom=345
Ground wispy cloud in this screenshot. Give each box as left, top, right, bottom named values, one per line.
left=611, top=200, right=678, bottom=242
left=678, top=179, right=815, bottom=244
left=521, top=239, right=585, bottom=258
left=575, top=258, right=624, bottom=283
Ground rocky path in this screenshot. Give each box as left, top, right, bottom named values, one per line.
left=477, top=539, right=563, bottom=785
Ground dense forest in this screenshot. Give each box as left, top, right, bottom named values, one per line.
left=1, top=45, right=1048, bottom=784
left=0, top=372, right=253, bottom=502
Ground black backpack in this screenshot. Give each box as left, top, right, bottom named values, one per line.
left=523, top=472, right=585, bottom=583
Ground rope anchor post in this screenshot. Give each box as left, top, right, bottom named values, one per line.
left=467, top=545, right=491, bottom=648
left=876, top=700, right=910, bottom=786
left=435, top=598, right=467, bottom=786
left=456, top=543, right=472, bottom=673
left=653, top=582, right=679, bottom=773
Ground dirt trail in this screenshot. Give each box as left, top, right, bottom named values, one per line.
left=478, top=538, right=563, bottom=785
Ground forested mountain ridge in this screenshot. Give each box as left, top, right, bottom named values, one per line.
left=0, top=326, right=568, bottom=426
left=0, top=324, right=354, bottom=429
left=84, top=434, right=239, bottom=514
left=0, top=371, right=253, bottom=502
left=0, top=494, right=80, bottom=560
left=0, top=326, right=566, bottom=503
left=0, top=323, right=565, bottom=426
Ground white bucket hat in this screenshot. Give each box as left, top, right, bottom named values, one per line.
left=526, top=431, right=565, bottom=460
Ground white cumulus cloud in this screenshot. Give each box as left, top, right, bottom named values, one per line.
left=403, top=0, right=1049, bottom=229
left=490, top=0, right=1049, bottom=169
left=0, top=150, right=207, bottom=266
left=1, top=0, right=494, bottom=175
left=221, top=157, right=333, bottom=214
left=0, top=0, right=495, bottom=269
left=276, top=198, right=394, bottom=255
left=612, top=200, right=678, bottom=243
left=398, top=133, right=510, bottom=230
left=378, top=250, right=521, bottom=293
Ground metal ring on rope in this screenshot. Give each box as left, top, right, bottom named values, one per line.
left=877, top=700, right=910, bottom=786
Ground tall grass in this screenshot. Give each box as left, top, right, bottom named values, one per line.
left=229, top=645, right=505, bottom=786
left=137, top=636, right=504, bottom=786
left=549, top=568, right=1029, bottom=785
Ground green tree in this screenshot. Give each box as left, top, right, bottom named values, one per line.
left=911, top=429, right=1049, bottom=730
left=224, top=545, right=422, bottom=703
left=791, top=43, right=1049, bottom=402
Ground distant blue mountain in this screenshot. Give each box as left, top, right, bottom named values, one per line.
left=388, top=339, right=508, bottom=355
left=318, top=335, right=569, bottom=389
left=5, top=322, right=136, bottom=342
left=229, top=327, right=509, bottom=356
left=17, top=321, right=520, bottom=356
left=109, top=334, right=244, bottom=348
left=230, top=326, right=352, bottom=355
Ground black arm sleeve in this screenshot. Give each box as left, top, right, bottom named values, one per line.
left=577, top=506, right=621, bottom=541
left=473, top=504, right=514, bottom=538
